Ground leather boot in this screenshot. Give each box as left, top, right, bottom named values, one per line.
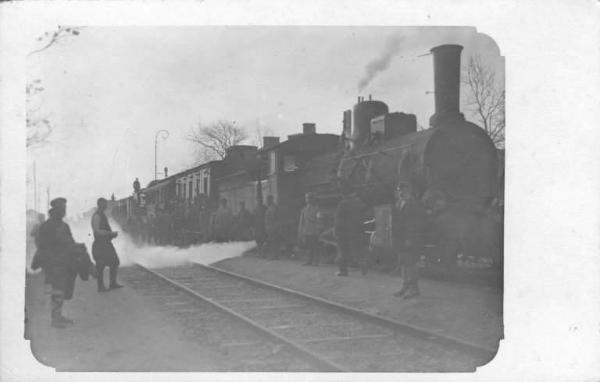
left=393, top=284, right=409, bottom=297
left=51, top=294, right=68, bottom=328
left=403, top=285, right=420, bottom=299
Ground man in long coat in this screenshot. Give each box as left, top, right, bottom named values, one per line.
left=35, top=198, right=79, bottom=328
left=91, top=197, right=122, bottom=292
left=392, top=181, right=427, bottom=299
left=334, top=187, right=368, bottom=276
left=298, top=192, right=322, bottom=266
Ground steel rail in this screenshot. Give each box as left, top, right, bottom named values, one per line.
left=135, top=265, right=346, bottom=372
left=203, top=264, right=497, bottom=361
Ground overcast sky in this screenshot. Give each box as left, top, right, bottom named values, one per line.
left=26, top=26, right=503, bottom=217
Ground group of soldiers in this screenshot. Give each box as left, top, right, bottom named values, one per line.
left=293, top=181, right=426, bottom=299
left=118, top=189, right=296, bottom=250
left=120, top=182, right=428, bottom=299
left=120, top=198, right=262, bottom=246
left=29, top=197, right=124, bottom=329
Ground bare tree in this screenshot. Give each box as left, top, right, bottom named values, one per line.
left=186, top=120, right=249, bottom=161
left=28, top=26, right=81, bottom=57
left=26, top=79, right=53, bottom=148
left=462, top=55, right=505, bottom=148
left=27, top=26, right=82, bottom=148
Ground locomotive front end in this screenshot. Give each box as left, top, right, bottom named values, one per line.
left=335, top=43, right=502, bottom=271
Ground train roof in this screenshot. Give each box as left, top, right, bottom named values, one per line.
left=259, top=133, right=340, bottom=153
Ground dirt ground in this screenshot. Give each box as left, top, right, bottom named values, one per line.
left=214, top=254, right=503, bottom=351
left=24, top=250, right=502, bottom=372
left=25, top=271, right=228, bottom=372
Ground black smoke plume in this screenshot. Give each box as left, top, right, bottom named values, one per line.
left=357, top=35, right=404, bottom=92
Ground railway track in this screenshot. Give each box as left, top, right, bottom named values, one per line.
left=124, top=263, right=496, bottom=372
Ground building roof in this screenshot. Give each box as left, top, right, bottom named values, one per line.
left=260, top=133, right=340, bottom=154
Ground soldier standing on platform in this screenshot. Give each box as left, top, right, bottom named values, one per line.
left=35, top=198, right=78, bottom=328
left=91, top=197, right=123, bottom=292
left=392, top=181, right=427, bottom=299
left=236, top=201, right=252, bottom=240
left=265, top=195, right=282, bottom=259
left=334, top=186, right=367, bottom=276
left=298, top=192, right=322, bottom=266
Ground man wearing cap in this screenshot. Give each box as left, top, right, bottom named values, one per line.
left=91, top=197, right=122, bottom=292
left=334, top=186, right=368, bottom=276
left=392, top=181, right=427, bottom=299
left=298, top=192, right=322, bottom=266
left=35, top=198, right=78, bottom=328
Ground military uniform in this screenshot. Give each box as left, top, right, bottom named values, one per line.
left=334, top=194, right=367, bottom=276
left=35, top=198, right=78, bottom=328
left=392, top=197, right=427, bottom=298
left=91, top=208, right=122, bottom=292
left=298, top=202, right=322, bottom=266
left=236, top=206, right=252, bottom=241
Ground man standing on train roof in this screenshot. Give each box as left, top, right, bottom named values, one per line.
left=91, top=197, right=123, bottom=292
left=298, top=192, right=322, bottom=266
left=35, top=198, right=78, bottom=328
left=392, top=181, right=427, bottom=299
left=334, top=184, right=368, bottom=276
left=133, top=177, right=140, bottom=193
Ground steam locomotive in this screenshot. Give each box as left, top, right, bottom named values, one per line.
left=114, top=44, right=503, bottom=271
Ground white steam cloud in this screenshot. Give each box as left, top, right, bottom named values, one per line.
left=65, top=217, right=255, bottom=269
left=357, top=35, right=404, bottom=92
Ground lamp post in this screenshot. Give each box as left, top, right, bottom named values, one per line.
left=154, top=129, right=170, bottom=180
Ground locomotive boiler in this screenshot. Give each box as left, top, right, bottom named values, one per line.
left=336, top=44, right=501, bottom=266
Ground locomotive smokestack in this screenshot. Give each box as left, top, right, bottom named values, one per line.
left=430, top=44, right=464, bottom=127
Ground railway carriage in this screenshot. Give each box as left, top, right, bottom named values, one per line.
left=114, top=43, right=503, bottom=272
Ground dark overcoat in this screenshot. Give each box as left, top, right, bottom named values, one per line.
left=35, top=218, right=79, bottom=299
left=91, top=211, right=120, bottom=267
left=334, top=195, right=368, bottom=250
left=392, top=198, right=427, bottom=259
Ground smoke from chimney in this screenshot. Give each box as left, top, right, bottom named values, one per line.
left=357, top=35, right=403, bottom=91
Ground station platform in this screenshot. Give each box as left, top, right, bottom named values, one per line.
left=24, top=271, right=227, bottom=372
left=214, top=253, right=503, bottom=351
